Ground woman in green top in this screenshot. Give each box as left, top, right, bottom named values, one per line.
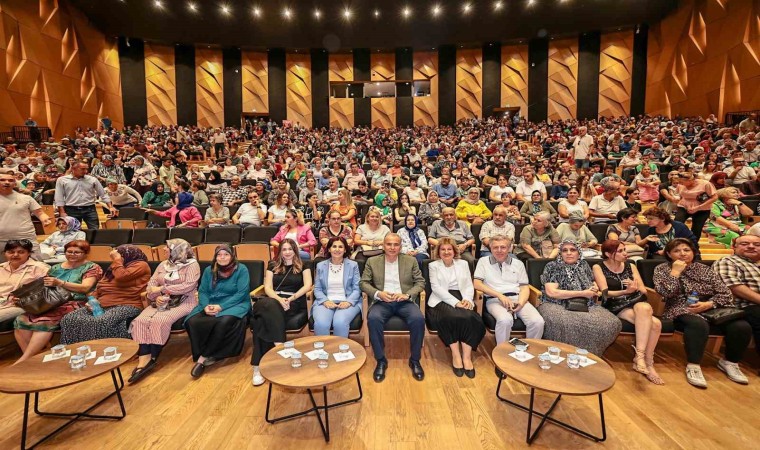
left=185, top=244, right=251, bottom=378
left=705, top=187, right=754, bottom=247
left=140, top=182, right=171, bottom=208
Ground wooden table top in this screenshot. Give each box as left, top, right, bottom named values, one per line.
left=492, top=339, right=616, bottom=396
left=0, top=338, right=138, bottom=394
left=260, top=336, right=366, bottom=389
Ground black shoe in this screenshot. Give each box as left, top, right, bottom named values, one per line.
left=191, top=362, right=205, bottom=378
left=464, top=368, right=476, bottom=379
left=452, top=365, right=465, bottom=377
left=409, top=360, right=425, bottom=381
left=495, top=367, right=506, bottom=379
left=128, top=359, right=157, bottom=384
left=373, top=360, right=388, bottom=383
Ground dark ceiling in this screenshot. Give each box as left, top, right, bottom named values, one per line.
left=70, top=0, right=679, bottom=50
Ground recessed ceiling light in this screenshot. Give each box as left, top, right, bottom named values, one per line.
left=402, top=6, right=411, bottom=18
left=494, top=1, right=503, bottom=10
left=188, top=2, right=197, bottom=12
left=432, top=4, right=442, bottom=16
left=343, top=8, right=352, bottom=19
left=374, top=9, right=380, bottom=17
left=463, top=3, right=472, bottom=13
left=252, top=6, right=261, bottom=17
left=221, top=5, right=230, bottom=15
left=527, top=0, right=535, bottom=7
left=314, top=9, right=321, bottom=18
left=154, top=0, right=163, bottom=8
left=283, top=7, right=292, bottom=19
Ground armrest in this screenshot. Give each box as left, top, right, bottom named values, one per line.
left=645, top=287, right=665, bottom=316
left=474, top=290, right=483, bottom=314
left=251, top=285, right=265, bottom=297
left=743, top=215, right=760, bottom=225
left=528, top=286, right=542, bottom=306
left=306, top=288, right=314, bottom=314
left=140, top=291, right=148, bottom=308
left=419, top=291, right=425, bottom=316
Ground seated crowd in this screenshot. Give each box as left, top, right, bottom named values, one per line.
left=0, top=114, right=759, bottom=390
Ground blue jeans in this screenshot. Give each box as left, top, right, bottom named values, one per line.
left=575, top=159, right=589, bottom=169
left=311, top=303, right=362, bottom=337
left=64, top=205, right=99, bottom=229
left=367, top=300, right=425, bottom=363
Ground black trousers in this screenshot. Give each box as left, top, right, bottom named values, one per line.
left=743, top=305, right=760, bottom=357
left=674, top=314, right=752, bottom=364
left=674, top=208, right=709, bottom=240
left=250, top=297, right=306, bottom=365
left=185, top=313, right=246, bottom=361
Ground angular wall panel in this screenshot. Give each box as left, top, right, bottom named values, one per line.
left=144, top=43, right=176, bottom=126
left=195, top=48, right=223, bottom=128
left=413, top=51, right=438, bottom=127
left=0, top=0, right=123, bottom=136
left=501, top=44, right=529, bottom=113
left=598, top=31, right=633, bottom=118
left=371, top=53, right=395, bottom=128
left=286, top=53, right=311, bottom=128
left=646, top=0, right=760, bottom=119
left=548, top=38, right=578, bottom=121
left=242, top=51, right=268, bottom=113
left=456, top=48, right=483, bottom=120
left=329, top=53, right=353, bottom=129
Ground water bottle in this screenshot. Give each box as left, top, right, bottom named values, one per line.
left=87, top=296, right=104, bottom=317
left=687, top=291, right=699, bottom=306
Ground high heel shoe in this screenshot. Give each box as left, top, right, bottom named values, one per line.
left=632, top=345, right=649, bottom=375
left=645, top=357, right=665, bottom=385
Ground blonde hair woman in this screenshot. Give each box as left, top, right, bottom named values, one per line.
left=353, top=209, right=391, bottom=260
left=330, top=188, right=357, bottom=229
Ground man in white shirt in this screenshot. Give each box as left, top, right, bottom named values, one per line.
left=572, top=126, right=594, bottom=169
left=726, top=157, right=757, bottom=186
left=246, top=160, right=268, bottom=180
left=474, top=236, right=544, bottom=347
left=212, top=129, right=226, bottom=159
left=232, top=193, right=267, bottom=227
left=515, top=169, right=547, bottom=202
left=479, top=207, right=516, bottom=257
left=589, top=181, right=626, bottom=223
left=360, top=234, right=426, bottom=382
left=342, top=163, right=367, bottom=191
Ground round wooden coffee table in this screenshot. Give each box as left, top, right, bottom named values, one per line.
left=260, top=335, right=366, bottom=442
left=0, top=338, right=137, bottom=450
left=492, top=339, right=616, bottom=445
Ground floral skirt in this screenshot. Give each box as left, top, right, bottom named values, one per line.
left=14, top=301, right=84, bottom=332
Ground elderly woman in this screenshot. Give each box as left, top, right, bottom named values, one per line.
left=643, top=207, right=699, bottom=259
left=538, top=240, right=622, bottom=356
left=633, top=165, right=660, bottom=203
left=317, top=210, right=354, bottom=258
left=250, top=239, right=313, bottom=386
left=204, top=194, right=231, bottom=227
left=186, top=244, right=251, bottom=378
left=128, top=239, right=200, bottom=383
left=398, top=214, right=430, bottom=265
left=39, top=217, right=86, bottom=263
left=606, top=208, right=649, bottom=259
left=558, top=187, right=590, bottom=223
left=556, top=210, right=598, bottom=250
left=418, top=190, right=445, bottom=226
left=428, top=237, right=485, bottom=378
left=140, top=181, right=171, bottom=207
left=515, top=211, right=560, bottom=261
left=271, top=209, right=317, bottom=260
left=13, top=240, right=103, bottom=364
left=131, top=156, right=158, bottom=194
left=653, top=238, right=751, bottom=387
left=353, top=209, right=391, bottom=260
left=500, top=194, right=523, bottom=224
left=60, top=245, right=150, bottom=344
left=705, top=187, right=754, bottom=247
left=0, top=240, right=49, bottom=323
left=312, top=237, right=362, bottom=337
left=520, top=190, right=558, bottom=223
left=593, top=240, right=663, bottom=384
left=455, top=188, right=492, bottom=225
left=145, top=192, right=202, bottom=228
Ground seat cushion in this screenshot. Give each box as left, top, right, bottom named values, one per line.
left=286, top=310, right=309, bottom=332
left=620, top=317, right=675, bottom=334
left=171, top=316, right=187, bottom=331
left=385, top=315, right=410, bottom=332
left=308, top=313, right=363, bottom=332
left=0, top=318, right=15, bottom=333
left=482, top=309, right=526, bottom=333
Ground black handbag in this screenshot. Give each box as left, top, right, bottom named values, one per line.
left=565, top=297, right=589, bottom=313
left=10, top=278, right=73, bottom=316
left=701, top=307, right=746, bottom=325
left=602, top=291, right=647, bottom=315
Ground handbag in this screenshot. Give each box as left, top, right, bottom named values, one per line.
left=602, top=291, right=647, bottom=315
left=361, top=249, right=384, bottom=258
left=701, top=307, right=746, bottom=325
left=624, top=244, right=646, bottom=258
left=10, top=278, right=73, bottom=315
left=565, top=297, right=589, bottom=313
left=151, top=294, right=185, bottom=310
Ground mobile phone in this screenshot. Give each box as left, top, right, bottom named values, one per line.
left=508, top=338, right=529, bottom=348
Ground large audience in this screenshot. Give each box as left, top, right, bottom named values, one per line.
left=0, top=113, right=759, bottom=389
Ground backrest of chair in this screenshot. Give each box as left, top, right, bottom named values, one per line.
left=228, top=205, right=239, bottom=217
left=147, top=213, right=169, bottom=228
left=636, top=259, right=663, bottom=289
left=88, top=245, right=115, bottom=262
left=133, top=244, right=158, bottom=261
left=118, top=207, right=147, bottom=220
left=240, top=260, right=265, bottom=289
left=194, top=244, right=219, bottom=262
left=92, top=229, right=132, bottom=246
left=132, top=228, right=168, bottom=246
left=196, top=206, right=209, bottom=218
left=513, top=224, right=526, bottom=242
left=205, top=226, right=242, bottom=244
left=634, top=223, right=650, bottom=238
left=234, top=243, right=270, bottom=265
left=103, top=219, right=143, bottom=230
left=526, top=258, right=553, bottom=287
left=471, top=223, right=483, bottom=256
left=198, top=261, right=212, bottom=278
left=422, top=259, right=432, bottom=307
left=148, top=261, right=162, bottom=273
left=84, top=229, right=96, bottom=243
left=96, top=261, right=111, bottom=273
left=588, top=224, right=609, bottom=244
left=242, top=226, right=279, bottom=243
left=742, top=198, right=759, bottom=214
left=169, top=228, right=204, bottom=245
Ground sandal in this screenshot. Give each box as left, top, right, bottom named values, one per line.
left=631, top=345, right=649, bottom=375
left=645, top=364, right=665, bottom=385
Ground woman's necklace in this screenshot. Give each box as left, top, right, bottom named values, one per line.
left=329, top=261, right=343, bottom=274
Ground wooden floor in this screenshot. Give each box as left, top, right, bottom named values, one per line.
left=0, top=334, right=757, bottom=450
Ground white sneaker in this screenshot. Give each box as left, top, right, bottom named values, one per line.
left=252, top=369, right=265, bottom=387
left=718, top=359, right=749, bottom=385
left=685, top=364, right=707, bottom=388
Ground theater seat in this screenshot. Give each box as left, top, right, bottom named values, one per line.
left=385, top=315, right=411, bottom=332
left=0, top=318, right=15, bottom=333
left=171, top=316, right=187, bottom=332
left=286, top=310, right=309, bottom=333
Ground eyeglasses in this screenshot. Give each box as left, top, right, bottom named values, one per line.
left=65, top=250, right=85, bottom=255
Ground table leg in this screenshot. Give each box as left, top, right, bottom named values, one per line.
left=496, top=374, right=607, bottom=445
left=19, top=368, right=127, bottom=450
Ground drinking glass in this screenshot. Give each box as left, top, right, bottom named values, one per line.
left=291, top=351, right=302, bottom=368
left=51, top=344, right=66, bottom=359
left=548, top=346, right=561, bottom=363
left=576, top=348, right=589, bottom=365
left=538, top=354, right=552, bottom=370
left=339, top=344, right=350, bottom=353
left=567, top=354, right=581, bottom=369
left=284, top=341, right=295, bottom=350
left=318, top=353, right=329, bottom=369
left=314, top=341, right=325, bottom=350
left=77, top=345, right=91, bottom=359
left=104, top=346, right=118, bottom=361
left=70, top=355, right=85, bottom=370
left=515, top=343, right=528, bottom=357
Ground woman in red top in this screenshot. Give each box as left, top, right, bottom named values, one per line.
left=675, top=172, right=718, bottom=239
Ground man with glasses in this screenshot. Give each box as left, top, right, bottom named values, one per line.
left=0, top=170, right=51, bottom=261
left=220, top=176, right=249, bottom=207
left=54, top=161, right=112, bottom=230
left=232, top=193, right=267, bottom=227
left=726, top=157, right=756, bottom=186
left=479, top=206, right=516, bottom=257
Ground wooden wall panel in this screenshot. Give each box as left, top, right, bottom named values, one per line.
left=646, top=0, right=760, bottom=118
left=0, top=0, right=123, bottom=136
left=195, top=48, right=224, bottom=128
left=501, top=44, right=529, bottom=113
left=144, top=44, right=176, bottom=126
left=286, top=53, right=312, bottom=128
left=598, top=31, right=633, bottom=118
left=456, top=48, right=483, bottom=120
left=242, top=51, right=268, bottom=113
left=548, top=38, right=579, bottom=121
left=329, top=54, right=353, bottom=129
left=413, top=51, right=438, bottom=127
left=371, top=53, right=395, bottom=128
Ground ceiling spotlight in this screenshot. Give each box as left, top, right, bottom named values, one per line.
left=283, top=7, right=292, bottom=19
left=252, top=6, right=261, bottom=17
left=343, top=8, right=352, bottom=19
left=188, top=2, right=197, bottom=12
left=374, top=9, right=380, bottom=18
left=494, top=1, right=503, bottom=10
left=221, top=5, right=230, bottom=15
left=314, top=9, right=321, bottom=19
left=463, top=3, right=472, bottom=14
left=432, top=4, right=442, bottom=16
left=402, top=6, right=411, bottom=18
left=154, top=0, right=163, bottom=8
left=527, top=0, right=535, bottom=7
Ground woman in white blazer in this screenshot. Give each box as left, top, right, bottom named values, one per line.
left=312, top=237, right=362, bottom=337
left=427, top=237, right=486, bottom=379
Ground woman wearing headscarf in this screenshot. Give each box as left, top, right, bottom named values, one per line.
left=538, top=240, right=622, bottom=356
left=374, top=192, right=393, bottom=228
left=131, top=156, right=158, bottom=195
left=144, top=192, right=202, bottom=228
left=455, top=187, right=492, bottom=225
left=519, top=190, right=558, bottom=223
left=186, top=244, right=251, bottom=378
left=418, top=190, right=445, bottom=226
left=398, top=214, right=430, bottom=266
left=140, top=181, right=171, bottom=208
left=128, top=239, right=200, bottom=383
left=60, top=245, right=150, bottom=344
left=39, top=217, right=86, bottom=263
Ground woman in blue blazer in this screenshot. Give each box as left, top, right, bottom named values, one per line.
left=313, top=236, right=362, bottom=337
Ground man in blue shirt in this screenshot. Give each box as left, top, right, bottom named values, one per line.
left=432, top=174, right=458, bottom=205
